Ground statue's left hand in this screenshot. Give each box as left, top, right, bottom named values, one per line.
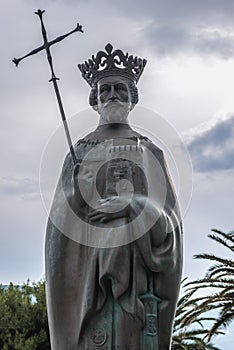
left=88, top=196, right=131, bottom=223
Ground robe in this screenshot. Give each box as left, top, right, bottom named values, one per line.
left=45, top=123, right=183, bottom=350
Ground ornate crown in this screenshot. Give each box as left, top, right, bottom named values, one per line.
left=78, top=43, right=147, bottom=87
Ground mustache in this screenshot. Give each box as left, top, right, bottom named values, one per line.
left=103, top=99, right=128, bottom=107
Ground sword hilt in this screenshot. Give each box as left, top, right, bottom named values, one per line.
left=140, top=293, right=161, bottom=350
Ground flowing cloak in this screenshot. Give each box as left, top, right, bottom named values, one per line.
left=45, top=124, right=183, bottom=350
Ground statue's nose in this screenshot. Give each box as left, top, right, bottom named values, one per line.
left=109, top=85, right=118, bottom=99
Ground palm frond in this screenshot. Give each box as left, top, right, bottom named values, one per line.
left=193, top=253, right=234, bottom=267
left=174, top=229, right=234, bottom=348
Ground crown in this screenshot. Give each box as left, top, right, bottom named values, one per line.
left=78, top=43, right=147, bottom=87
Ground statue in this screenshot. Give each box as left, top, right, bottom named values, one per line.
left=45, top=44, right=183, bottom=350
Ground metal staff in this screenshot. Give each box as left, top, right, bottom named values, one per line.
left=13, top=9, right=83, bottom=164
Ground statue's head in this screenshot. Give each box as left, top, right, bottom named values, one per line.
left=89, top=75, right=138, bottom=123
left=78, top=44, right=147, bottom=123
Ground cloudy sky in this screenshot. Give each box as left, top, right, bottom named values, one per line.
left=1, top=0, right=234, bottom=347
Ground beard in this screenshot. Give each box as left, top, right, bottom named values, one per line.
left=99, top=101, right=131, bottom=124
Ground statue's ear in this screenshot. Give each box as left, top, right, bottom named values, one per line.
left=89, top=85, right=98, bottom=111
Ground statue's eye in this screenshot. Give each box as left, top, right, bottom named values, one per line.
left=116, top=84, right=127, bottom=92
left=100, top=85, right=109, bottom=93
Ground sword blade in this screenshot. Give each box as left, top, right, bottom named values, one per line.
left=140, top=293, right=161, bottom=350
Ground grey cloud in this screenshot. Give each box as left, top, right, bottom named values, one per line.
left=139, top=21, right=234, bottom=58
left=139, top=23, right=190, bottom=56
left=112, top=0, right=234, bottom=26
left=0, top=176, right=39, bottom=196
left=106, top=0, right=234, bottom=58
left=195, top=30, right=234, bottom=59
left=187, top=116, right=234, bottom=172
left=5, top=0, right=234, bottom=61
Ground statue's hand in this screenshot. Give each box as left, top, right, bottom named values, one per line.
left=88, top=196, right=131, bottom=223
left=72, top=163, right=94, bottom=205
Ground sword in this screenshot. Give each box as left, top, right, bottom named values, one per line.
left=140, top=272, right=161, bottom=350
left=13, top=9, right=84, bottom=164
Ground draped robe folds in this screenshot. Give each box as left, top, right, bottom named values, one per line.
left=45, top=124, right=183, bottom=350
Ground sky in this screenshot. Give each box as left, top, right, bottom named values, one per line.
left=1, top=0, right=234, bottom=347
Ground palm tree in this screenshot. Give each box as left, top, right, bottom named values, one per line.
left=172, top=279, right=222, bottom=350
left=181, top=229, right=234, bottom=342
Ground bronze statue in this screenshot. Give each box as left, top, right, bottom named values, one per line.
left=45, top=44, right=183, bottom=350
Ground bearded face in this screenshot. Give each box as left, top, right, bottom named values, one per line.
left=96, top=76, right=133, bottom=124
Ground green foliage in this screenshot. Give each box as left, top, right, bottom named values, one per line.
left=184, top=229, right=234, bottom=341
left=172, top=229, right=234, bottom=349
left=172, top=279, right=222, bottom=350
left=1, top=229, right=233, bottom=349
left=0, top=280, right=50, bottom=350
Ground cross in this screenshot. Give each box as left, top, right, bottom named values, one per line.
left=13, top=9, right=84, bottom=164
